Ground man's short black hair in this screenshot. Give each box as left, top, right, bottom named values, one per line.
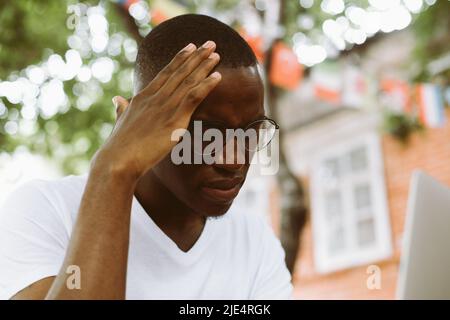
left=134, top=14, right=258, bottom=92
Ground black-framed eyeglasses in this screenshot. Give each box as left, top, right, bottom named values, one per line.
left=187, top=116, right=280, bottom=156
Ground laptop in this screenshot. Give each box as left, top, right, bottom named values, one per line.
left=397, top=170, right=450, bottom=299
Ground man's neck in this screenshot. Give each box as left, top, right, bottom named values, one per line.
left=133, top=170, right=206, bottom=252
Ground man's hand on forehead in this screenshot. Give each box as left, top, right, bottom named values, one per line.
left=101, top=40, right=222, bottom=179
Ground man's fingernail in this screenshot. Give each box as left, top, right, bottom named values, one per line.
left=112, top=97, right=118, bottom=107
left=210, top=71, right=221, bottom=79
left=182, top=43, right=196, bottom=53
left=202, top=40, right=215, bottom=49
left=208, top=52, right=220, bottom=60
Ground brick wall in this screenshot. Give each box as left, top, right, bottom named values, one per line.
left=277, top=109, right=450, bottom=299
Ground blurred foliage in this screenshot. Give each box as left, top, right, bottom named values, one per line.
left=411, top=0, right=450, bottom=83
left=0, top=0, right=134, bottom=174
left=382, top=111, right=423, bottom=143
left=0, top=1, right=71, bottom=79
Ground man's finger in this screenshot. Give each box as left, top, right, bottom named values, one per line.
left=168, top=52, right=220, bottom=107
left=140, top=43, right=197, bottom=95
left=175, top=71, right=222, bottom=118
left=112, top=96, right=130, bottom=119
left=157, top=41, right=216, bottom=98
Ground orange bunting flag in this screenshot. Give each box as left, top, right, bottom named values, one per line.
left=269, top=42, right=303, bottom=90
left=150, top=0, right=188, bottom=26
left=151, top=9, right=168, bottom=25
left=314, top=86, right=341, bottom=104
left=380, top=78, right=412, bottom=113
left=311, top=63, right=342, bottom=105
left=239, top=30, right=265, bottom=63
left=342, top=66, right=367, bottom=108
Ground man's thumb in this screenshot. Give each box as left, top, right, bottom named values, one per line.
left=112, top=96, right=129, bottom=117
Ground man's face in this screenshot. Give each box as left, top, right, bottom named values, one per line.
left=152, top=66, right=265, bottom=217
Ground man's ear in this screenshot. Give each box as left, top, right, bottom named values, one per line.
left=112, top=96, right=130, bottom=120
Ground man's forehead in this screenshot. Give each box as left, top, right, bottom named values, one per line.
left=217, top=65, right=262, bottom=83
left=193, top=66, right=264, bottom=125
left=208, top=65, right=263, bottom=99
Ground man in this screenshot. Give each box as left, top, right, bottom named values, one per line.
left=0, top=14, right=292, bottom=299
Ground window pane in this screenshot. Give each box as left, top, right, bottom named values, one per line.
left=354, top=184, right=372, bottom=210
left=357, top=218, right=376, bottom=247
left=325, top=191, right=342, bottom=222
left=328, top=227, right=345, bottom=255
left=350, top=146, right=368, bottom=173
left=322, top=157, right=340, bottom=184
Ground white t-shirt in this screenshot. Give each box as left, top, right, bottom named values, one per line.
left=0, top=175, right=292, bottom=299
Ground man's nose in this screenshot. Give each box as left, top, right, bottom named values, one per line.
left=213, top=137, right=247, bottom=171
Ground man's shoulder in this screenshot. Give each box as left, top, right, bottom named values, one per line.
left=16, top=174, right=87, bottom=200
left=1, top=174, right=88, bottom=218
left=0, top=175, right=88, bottom=241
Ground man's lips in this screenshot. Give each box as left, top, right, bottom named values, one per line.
left=201, top=178, right=243, bottom=203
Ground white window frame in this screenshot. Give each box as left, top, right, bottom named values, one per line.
left=311, top=132, right=392, bottom=274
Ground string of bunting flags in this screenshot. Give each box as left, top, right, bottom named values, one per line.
left=310, top=63, right=448, bottom=128
left=242, top=38, right=449, bottom=129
